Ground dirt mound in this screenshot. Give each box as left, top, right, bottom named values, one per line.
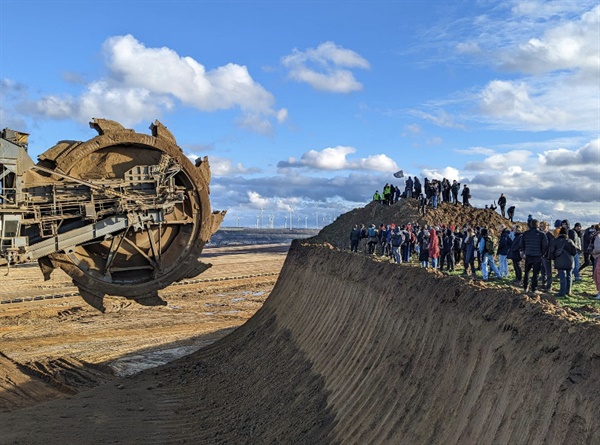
left=312, top=199, right=513, bottom=248
left=0, top=352, right=114, bottom=412
left=1, top=242, right=598, bottom=444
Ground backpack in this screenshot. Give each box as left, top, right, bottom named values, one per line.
left=484, top=236, right=495, bottom=255
left=368, top=227, right=376, bottom=237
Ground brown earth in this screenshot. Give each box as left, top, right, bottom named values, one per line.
left=0, top=244, right=287, bottom=412
left=1, top=239, right=599, bottom=444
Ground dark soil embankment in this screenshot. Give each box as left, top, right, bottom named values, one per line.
left=1, top=241, right=598, bottom=444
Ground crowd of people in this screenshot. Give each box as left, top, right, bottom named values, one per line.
left=373, top=177, right=516, bottom=221
left=349, top=218, right=600, bottom=300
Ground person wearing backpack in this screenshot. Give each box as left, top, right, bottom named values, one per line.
left=478, top=228, right=501, bottom=281
left=548, top=227, right=577, bottom=297
left=367, top=224, right=378, bottom=255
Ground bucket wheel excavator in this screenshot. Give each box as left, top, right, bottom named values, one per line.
left=0, top=119, right=226, bottom=311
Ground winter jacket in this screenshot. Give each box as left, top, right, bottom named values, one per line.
left=542, top=231, right=555, bottom=259
left=350, top=228, right=361, bottom=241
left=428, top=229, right=440, bottom=258
left=462, top=235, right=478, bottom=262
left=419, top=238, right=430, bottom=262
left=508, top=233, right=523, bottom=261
left=520, top=228, right=548, bottom=257
left=442, top=233, right=455, bottom=252
left=391, top=231, right=403, bottom=247
left=549, top=234, right=576, bottom=270
left=497, top=229, right=512, bottom=255
left=592, top=232, right=600, bottom=259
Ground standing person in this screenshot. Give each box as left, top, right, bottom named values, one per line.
left=573, top=222, right=583, bottom=281
left=428, top=228, right=440, bottom=269
left=349, top=224, right=361, bottom=252
left=548, top=227, right=577, bottom=297
left=367, top=224, right=378, bottom=255
left=419, top=194, right=427, bottom=216
left=478, top=228, right=501, bottom=281
left=378, top=226, right=386, bottom=256
left=497, top=225, right=512, bottom=278
left=461, top=184, right=471, bottom=207
left=507, top=206, right=515, bottom=222
left=540, top=221, right=555, bottom=292
left=440, top=228, right=456, bottom=272
left=498, top=193, right=507, bottom=218
left=413, top=176, right=422, bottom=198
left=391, top=227, right=403, bottom=264
left=462, top=228, right=478, bottom=278
left=419, top=231, right=430, bottom=267
left=358, top=224, right=368, bottom=254
left=373, top=190, right=382, bottom=204
left=451, top=180, right=460, bottom=205
left=590, top=224, right=600, bottom=300
left=405, top=176, right=414, bottom=199
left=520, top=219, right=549, bottom=294
left=581, top=224, right=595, bottom=271
left=508, top=225, right=524, bottom=285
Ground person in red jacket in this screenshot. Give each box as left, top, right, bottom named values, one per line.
left=428, top=228, right=441, bottom=269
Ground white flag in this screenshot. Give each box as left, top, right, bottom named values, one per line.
left=393, top=170, right=404, bottom=178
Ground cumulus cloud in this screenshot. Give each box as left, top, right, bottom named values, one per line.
left=472, top=4, right=600, bottom=132
left=421, top=167, right=460, bottom=182
left=463, top=139, right=600, bottom=206
left=282, top=41, right=370, bottom=93
left=277, top=146, right=399, bottom=172
left=540, top=138, right=600, bottom=166
left=478, top=76, right=599, bottom=131
left=17, top=34, right=284, bottom=132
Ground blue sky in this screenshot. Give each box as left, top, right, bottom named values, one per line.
left=1, top=0, right=599, bottom=228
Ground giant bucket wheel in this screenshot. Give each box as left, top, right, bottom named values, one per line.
left=38, top=119, right=225, bottom=311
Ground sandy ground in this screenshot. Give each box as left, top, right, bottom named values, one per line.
left=0, top=244, right=287, bottom=411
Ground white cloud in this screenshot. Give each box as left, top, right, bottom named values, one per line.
left=500, top=4, right=600, bottom=74
left=421, top=167, right=460, bottom=182
left=19, top=34, right=282, bottom=133
left=540, top=138, right=600, bottom=166
left=464, top=149, right=532, bottom=171
left=282, top=41, right=370, bottom=93
left=478, top=78, right=597, bottom=131
left=277, top=146, right=398, bottom=172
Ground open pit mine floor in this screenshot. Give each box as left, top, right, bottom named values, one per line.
left=1, top=241, right=600, bottom=445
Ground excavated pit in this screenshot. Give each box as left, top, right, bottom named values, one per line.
left=1, top=240, right=599, bottom=444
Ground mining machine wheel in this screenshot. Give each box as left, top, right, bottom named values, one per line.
left=37, top=119, right=225, bottom=311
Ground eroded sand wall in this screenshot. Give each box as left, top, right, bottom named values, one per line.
left=239, top=241, right=599, bottom=444
left=1, top=241, right=599, bottom=444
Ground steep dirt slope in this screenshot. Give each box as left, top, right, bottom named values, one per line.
left=1, top=242, right=598, bottom=445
